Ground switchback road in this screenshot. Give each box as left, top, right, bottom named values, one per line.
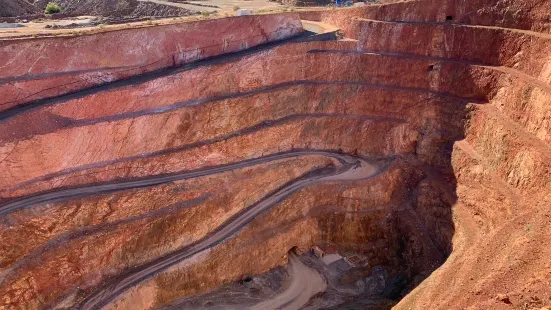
left=71, top=150, right=388, bottom=309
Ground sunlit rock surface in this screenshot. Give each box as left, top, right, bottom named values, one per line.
left=1, top=1, right=550, bottom=309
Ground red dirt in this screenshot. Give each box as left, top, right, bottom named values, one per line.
left=0, top=1, right=550, bottom=309
left=0, top=13, right=303, bottom=112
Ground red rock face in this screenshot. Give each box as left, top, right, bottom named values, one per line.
left=299, top=0, right=551, bottom=38
left=1, top=3, right=551, bottom=310
left=0, top=14, right=304, bottom=112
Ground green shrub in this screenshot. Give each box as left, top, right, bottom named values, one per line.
left=44, top=2, right=61, bottom=14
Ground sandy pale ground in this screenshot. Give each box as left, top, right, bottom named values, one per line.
left=250, top=253, right=327, bottom=310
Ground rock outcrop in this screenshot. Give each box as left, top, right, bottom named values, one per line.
left=32, top=0, right=196, bottom=18
left=0, top=1, right=550, bottom=309
left=0, top=0, right=37, bottom=17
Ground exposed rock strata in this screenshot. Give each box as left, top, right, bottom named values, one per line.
left=298, top=0, right=551, bottom=37
left=0, top=14, right=303, bottom=112
left=0, top=1, right=550, bottom=309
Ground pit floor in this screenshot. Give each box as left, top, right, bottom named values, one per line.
left=159, top=249, right=400, bottom=310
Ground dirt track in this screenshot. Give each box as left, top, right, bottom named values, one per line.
left=0, top=150, right=384, bottom=216
left=250, top=253, right=327, bottom=310
left=74, top=151, right=385, bottom=309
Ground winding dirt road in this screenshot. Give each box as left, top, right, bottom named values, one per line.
left=62, top=150, right=387, bottom=309
left=0, top=150, right=384, bottom=217
left=250, top=253, right=327, bottom=310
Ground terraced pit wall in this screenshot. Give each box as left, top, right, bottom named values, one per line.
left=299, top=0, right=551, bottom=38
left=1, top=2, right=551, bottom=310
left=0, top=13, right=304, bottom=112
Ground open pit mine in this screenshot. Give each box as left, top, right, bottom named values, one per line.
left=1, top=0, right=551, bottom=309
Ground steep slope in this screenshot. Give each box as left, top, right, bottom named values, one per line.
left=0, top=0, right=38, bottom=17
left=0, top=0, right=550, bottom=309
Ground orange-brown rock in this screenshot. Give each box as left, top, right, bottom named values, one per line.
left=0, top=14, right=303, bottom=112
left=0, top=1, right=550, bottom=309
